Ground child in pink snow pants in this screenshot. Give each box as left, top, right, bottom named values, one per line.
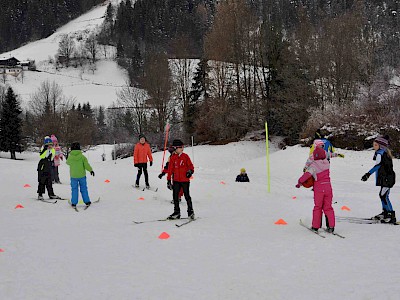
left=296, top=147, right=335, bottom=232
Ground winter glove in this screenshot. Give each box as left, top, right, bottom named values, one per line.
left=167, top=180, right=173, bottom=190
left=186, top=170, right=194, bottom=178
left=134, top=163, right=139, bottom=167
left=150, top=161, right=153, bottom=167
left=338, top=154, right=345, bottom=158
left=295, top=183, right=301, bottom=188
left=90, top=171, right=95, bottom=177
left=361, top=173, right=370, bottom=181
left=158, top=173, right=165, bottom=179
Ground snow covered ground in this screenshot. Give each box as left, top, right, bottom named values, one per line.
left=1, top=141, right=400, bottom=299
left=1, top=1, right=128, bottom=108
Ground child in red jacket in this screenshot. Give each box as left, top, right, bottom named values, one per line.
left=158, top=146, right=183, bottom=203
left=167, top=139, right=195, bottom=219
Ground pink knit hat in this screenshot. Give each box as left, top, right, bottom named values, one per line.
left=51, top=134, right=58, bottom=143
left=313, top=139, right=324, bottom=148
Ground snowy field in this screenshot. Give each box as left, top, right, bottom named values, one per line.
left=1, top=1, right=128, bottom=108
left=1, top=141, right=400, bottom=299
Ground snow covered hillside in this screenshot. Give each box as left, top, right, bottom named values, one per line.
left=1, top=141, right=400, bottom=299
left=0, top=1, right=127, bottom=108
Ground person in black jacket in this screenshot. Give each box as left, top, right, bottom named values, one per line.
left=37, top=136, right=60, bottom=200
left=236, top=168, right=250, bottom=182
left=361, top=135, right=396, bottom=223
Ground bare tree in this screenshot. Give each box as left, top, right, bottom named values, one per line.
left=29, top=80, right=65, bottom=116
left=116, top=83, right=149, bottom=135
left=58, top=34, right=75, bottom=67
left=85, top=34, right=98, bottom=64
left=140, top=52, right=172, bottom=137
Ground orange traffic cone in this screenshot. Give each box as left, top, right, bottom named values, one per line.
left=15, top=204, right=24, bottom=209
left=158, top=232, right=170, bottom=239
left=274, top=219, right=288, bottom=225
left=341, top=206, right=351, bottom=211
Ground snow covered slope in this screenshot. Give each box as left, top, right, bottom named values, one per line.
left=0, top=1, right=127, bottom=107
left=0, top=141, right=399, bottom=299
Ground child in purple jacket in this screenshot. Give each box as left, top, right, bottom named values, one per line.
left=296, top=147, right=335, bottom=232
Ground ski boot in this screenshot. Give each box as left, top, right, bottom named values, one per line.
left=49, top=195, right=61, bottom=199
left=38, top=194, right=44, bottom=200
left=381, top=211, right=396, bottom=224
left=373, top=210, right=386, bottom=220
left=326, top=227, right=335, bottom=233
left=188, top=210, right=195, bottom=220
left=167, top=212, right=181, bottom=220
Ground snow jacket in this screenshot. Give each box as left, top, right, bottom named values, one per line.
left=133, top=142, right=153, bottom=165
left=236, top=173, right=250, bottom=182
left=39, top=145, right=55, bottom=161
left=66, top=150, right=93, bottom=179
left=53, top=145, right=64, bottom=167
left=167, top=152, right=194, bottom=182
left=298, top=159, right=332, bottom=192
left=368, top=149, right=396, bottom=188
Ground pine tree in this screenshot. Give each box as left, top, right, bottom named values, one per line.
left=0, top=87, right=23, bottom=159
left=187, top=58, right=209, bottom=135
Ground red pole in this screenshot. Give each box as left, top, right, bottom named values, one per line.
left=161, top=123, right=170, bottom=172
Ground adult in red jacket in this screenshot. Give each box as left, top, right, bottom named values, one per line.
left=133, top=134, right=153, bottom=188
left=167, top=139, right=195, bottom=219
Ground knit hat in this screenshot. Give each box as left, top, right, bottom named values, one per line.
left=240, top=168, right=246, bottom=173
left=313, top=147, right=326, bottom=160
left=51, top=134, right=58, bottom=144
left=44, top=136, right=53, bottom=145
left=313, top=139, right=324, bottom=148
left=139, top=134, right=146, bottom=141
left=71, top=142, right=81, bottom=150
left=374, top=135, right=389, bottom=148
left=172, top=139, right=184, bottom=147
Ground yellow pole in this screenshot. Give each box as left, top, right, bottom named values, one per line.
left=265, top=122, right=270, bottom=193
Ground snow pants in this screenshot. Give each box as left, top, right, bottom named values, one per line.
left=380, top=187, right=394, bottom=212
left=172, top=181, right=193, bottom=214
left=71, top=177, right=90, bottom=205
left=37, top=175, right=54, bottom=197
left=312, top=188, right=335, bottom=229
left=136, top=163, right=149, bottom=186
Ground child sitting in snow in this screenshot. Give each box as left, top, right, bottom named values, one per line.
left=236, top=168, right=250, bottom=182
left=296, top=147, right=335, bottom=233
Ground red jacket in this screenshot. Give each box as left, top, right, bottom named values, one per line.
left=133, top=142, right=153, bottom=164
left=167, top=152, right=194, bottom=182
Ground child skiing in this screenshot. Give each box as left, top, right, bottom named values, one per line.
left=296, top=147, right=335, bottom=232
left=167, top=139, right=195, bottom=220
left=51, top=134, right=64, bottom=184
left=158, top=145, right=183, bottom=203
left=37, top=136, right=60, bottom=200
left=66, top=142, right=95, bottom=208
left=133, top=134, right=153, bottom=189
left=361, top=135, right=396, bottom=223
left=235, top=168, right=250, bottom=182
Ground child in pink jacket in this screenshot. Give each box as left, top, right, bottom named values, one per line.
left=296, top=147, right=335, bottom=232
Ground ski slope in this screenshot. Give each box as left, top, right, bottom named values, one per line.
left=1, top=141, right=400, bottom=299
left=0, top=1, right=128, bottom=108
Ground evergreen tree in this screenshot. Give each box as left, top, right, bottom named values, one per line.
left=0, top=87, right=23, bottom=159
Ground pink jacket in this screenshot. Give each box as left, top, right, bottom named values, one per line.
left=298, top=159, right=332, bottom=192
left=53, top=145, right=64, bottom=167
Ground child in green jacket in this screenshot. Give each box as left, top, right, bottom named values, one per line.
left=66, top=142, right=95, bottom=208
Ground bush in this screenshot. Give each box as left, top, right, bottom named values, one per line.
left=111, top=143, right=134, bottom=160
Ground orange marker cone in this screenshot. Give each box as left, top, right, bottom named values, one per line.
left=274, top=219, right=288, bottom=225
left=341, top=206, right=351, bottom=211
left=158, top=232, right=170, bottom=239
left=15, top=204, right=24, bottom=209
left=24, top=184, right=31, bottom=188
left=138, top=197, right=145, bottom=201
left=292, top=196, right=297, bottom=200
left=104, top=179, right=110, bottom=183
left=0, top=249, right=4, bottom=252
left=220, top=181, right=226, bottom=185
